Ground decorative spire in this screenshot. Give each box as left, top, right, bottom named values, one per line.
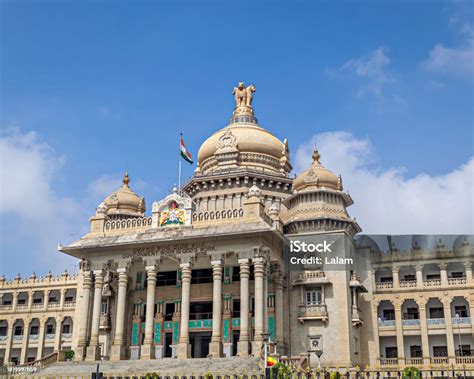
left=122, top=171, right=130, bottom=187
left=230, top=82, right=257, bottom=124
left=312, top=147, right=321, bottom=164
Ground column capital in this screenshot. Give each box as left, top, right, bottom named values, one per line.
left=238, top=258, right=250, bottom=264
left=464, top=261, right=472, bottom=269
left=392, top=266, right=400, bottom=273
left=178, top=253, right=195, bottom=266
left=117, top=267, right=128, bottom=274
left=415, top=264, right=423, bottom=271
left=211, top=259, right=223, bottom=267
left=93, top=270, right=105, bottom=287
left=438, top=262, right=448, bottom=270
left=145, top=265, right=157, bottom=273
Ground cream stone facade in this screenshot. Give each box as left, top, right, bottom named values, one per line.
left=0, top=83, right=473, bottom=370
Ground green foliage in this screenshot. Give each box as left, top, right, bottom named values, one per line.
left=145, top=372, right=159, bottom=379
left=402, top=367, right=421, bottom=379
left=330, top=371, right=341, bottom=379
left=64, top=350, right=75, bottom=360
left=270, top=362, right=291, bottom=379
left=204, top=372, right=213, bottom=379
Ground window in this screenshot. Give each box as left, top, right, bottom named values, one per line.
left=156, top=271, right=178, bottom=287
left=429, top=307, right=444, bottom=318
left=383, top=309, right=395, bottom=320
left=380, top=277, right=393, bottom=283
left=450, top=271, right=465, bottom=278
left=305, top=288, right=322, bottom=305
left=0, top=327, right=7, bottom=336
left=426, top=274, right=441, bottom=280
left=30, top=326, right=39, bottom=335
left=233, top=299, right=241, bottom=318
left=46, top=324, right=55, bottom=334
left=65, top=296, right=74, bottom=302
left=136, top=272, right=145, bottom=290
left=455, top=306, right=469, bottom=318
left=410, top=345, right=422, bottom=358
left=62, top=324, right=71, bottom=334
left=49, top=297, right=58, bottom=303
left=3, top=300, right=12, bottom=306
left=14, top=326, right=23, bottom=336
left=433, top=346, right=448, bottom=357
left=404, top=307, right=419, bottom=320
left=18, top=298, right=26, bottom=305
left=101, top=299, right=109, bottom=315
left=403, top=274, right=416, bottom=281
left=33, top=298, right=42, bottom=304
left=456, top=345, right=471, bottom=356
left=191, top=269, right=213, bottom=284
left=164, top=303, right=175, bottom=321
left=385, top=347, right=397, bottom=358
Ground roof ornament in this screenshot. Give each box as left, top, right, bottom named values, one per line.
left=231, top=82, right=257, bottom=123
left=312, top=147, right=321, bottom=164
left=122, top=171, right=130, bottom=187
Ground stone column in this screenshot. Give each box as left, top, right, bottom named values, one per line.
left=439, top=263, right=448, bottom=286
left=252, top=255, right=265, bottom=355
left=4, top=322, right=14, bottom=364
left=274, top=271, right=284, bottom=353
left=59, top=288, right=66, bottom=310
left=20, top=318, right=31, bottom=364
left=392, top=267, right=400, bottom=290
left=371, top=302, right=381, bottom=367
left=86, top=270, right=104, bottom=361
left=394, top=301, right=405, bottom=366
left=442, top=297, right=456, bottom=365
left=238, top=258, right=250, bottom=356
left=27, top=291, right=33, bottom=312
left=35, top=317, right=47, bottom=361
left=416, top=265, right=423, bottom=288
left=141, top=264, right=157, bottom=359
left=111, top=267, right=128, bottom=361
left=263, top=264, right=269, bottom=337
left=177, top=260, right=193, bottom=359
left=44, top=290, right=50, bottom=310
left=54, top=316, right=63, bottom=351
left=416, top=298, right=430, bottom=367
left=12, top=292, right=18, bottom=312
left=209, top=258, right=223, bottom=357
left=76, top=271, right=93, bottom=361
left=465, top=262, right=473, bottom=285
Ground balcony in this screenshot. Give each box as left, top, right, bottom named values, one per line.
left=45, top=333, right=55, bottom=339
left=380, top=358, right=398, bottom=366
left=423, top=279, right=441, bottom=287
left=16, top=304, right=28, bottom=310
left=400, top=280, right=417, bottom=288
left=378, top=319, right=395, bottom=328
left=0, top=304, right=12, bottom=311
left=427, top=318, right=445, bottom=326
left=456, top=356, right=474, bottom=365
left=375, top=282, right=393, bottom=290
left=13, top=335, right=23, bottom=341
left=64, top=301, right=76, bottom=308
left=405, top=358, right=423, bottom=366
left=48, top=302, right=60, bottom=309
left=431, top=357, right=448, bottom=365
left=297, top=304, right=328, bottom=324
left=402, top=319, right=420, bottom=327
left=62, top=333, right=72, bottom=339
left=448, top=277, right=467, bottom=285
left=292, top=271, right=330, bottom=286
left=452, top=317, right=471, bottom=325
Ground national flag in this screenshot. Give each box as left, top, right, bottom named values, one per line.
left=180, top=134, right=193, bottom=164
left=266, top=356, right=278, bottom=367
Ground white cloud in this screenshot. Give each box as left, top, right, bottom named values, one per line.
left=335, top=47, right=394, bottom=97
left=295, top=132, right=474, bottom=234
left=422, top=24, right=474, bottom=79
left=0, top=127, right=85, bottom=275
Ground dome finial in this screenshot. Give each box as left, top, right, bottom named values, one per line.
left=122, top=171, right=130, bottom=187
left=312, top=147, right=321, bottom=164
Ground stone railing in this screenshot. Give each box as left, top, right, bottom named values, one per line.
left=400, top=279, right=417, bottom=288
left=16, top=304, right=28, bottom=310
left=452, top=316, right=471, bottom=325
left=0, top=274, right=78, bottom=287
left=405, top=358, right=423, bottom=365
left=32, top=303, right=44, bottom=309
left=17, top=351, right=58, bottom=368
left=448, top=276, right=466, bottom=285
left=0, top=335, right=7, bottom=342
left=29, top=334, right=38, bottom=340
left=192, top=208, right=245, bottom=223
left=297, top=304, right=328, bottom=323
left=104, top=216, right=152, bottom=232
left=427, top=318, right=445, bottom=326
left=64, top=301, right=76, bottom=308
left=13, top=335, right=23, bottom=341
left=402, top=319, right=420, bottom=326
left=45, top=333, right=55, bottom=339
left=292, top=271, right=329, bottom=286
left=62, top=333, right=72, bottom=339
left=48, top=302, right=60, bottom=308
left=457, top=356, right=474, bottom=364
left=0, top=304, right=12, bottom=311
left=430, top=356, right=448, bottom=365
left=380, top=358, right=398, bottom=366
left=423, top=278, right=441, bottom=287
left=375, top=281, right=393, bottom=290
left=378, top=319, right=396, bottom=327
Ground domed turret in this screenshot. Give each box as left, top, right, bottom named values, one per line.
left=99, top=172, right=146, bottom=217
left=293, top=148, right=341, bottom=192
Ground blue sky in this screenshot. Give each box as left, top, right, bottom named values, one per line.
left=1, top=0, right=473, bottom=277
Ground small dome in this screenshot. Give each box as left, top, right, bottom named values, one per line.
left=293, top=148, right=341, bottom=191
left=101, top=172, right=146, bottom=216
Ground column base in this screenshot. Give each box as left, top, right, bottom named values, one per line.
left=252, top=340, right=263, bottom=356
left=85, top=345, right=101, bottom=361
left=176, top=342, right=191, bottom=359
left=110, top=345, right=127, bottom=361
left=130, top=346, right=140, bottom=360
left=209, top=341, right=223, bottom=357
left=155, top=345, right=164, bottom=359
left=74, top=346, right=87, bottom=361
left=223, top=342, right=233, bottom=358
left=140, top=343, right=155, bottom=359
left=237, top=340, right=250, bottom=357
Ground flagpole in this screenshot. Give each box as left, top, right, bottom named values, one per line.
left=178, top=133, right=182, bottom=191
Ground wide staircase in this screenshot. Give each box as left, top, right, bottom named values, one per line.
left=40, top=357, right=262, bottom=376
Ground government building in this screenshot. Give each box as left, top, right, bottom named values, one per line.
left=0, top=83, right=473, bottom=371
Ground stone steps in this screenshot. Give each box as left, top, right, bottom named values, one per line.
left=39, top=357, right=262, bottom=376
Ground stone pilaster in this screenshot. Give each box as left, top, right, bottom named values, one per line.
left=394, top=300, right=405, bottom=366
left=415, top=265, right=423, bottom=288
left=252, top=253, right=265, bottom=355
left=20, top=318, right=31, bottom=364
left=177, top=256, right=193, bottom=359
left=416, top=297, right=430, bottom=368
left=36, top=316, right=47, bottom=361
left=75, top=271, right=93, bottom=361
left=465, top=262, right=473, bottom=285
left=141, top=264, right=157, bottom=359
left=86, top=269, right=104, bottom=361
left=3, top=322, right=13, bottom=364
left=442, top=296, right=456, bottom=365
left=439, top=263, right=448, bottom=286
left=111, top=267, right=128, bottom=361
left=238, top=258, right=251, bottom=356
left=392, top=266, right=400, bottom=290
left=53, top=316, right=63, bottom=352
left=209, top=258, right=223, bottom=357
left=274, top=269, right=284, bottom=352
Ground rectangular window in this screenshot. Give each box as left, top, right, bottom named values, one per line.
left=0, top=327, right=7, bottom=336
left=450, top=271, right=465, bottom=278
left=383, top=309, right=395, bottom=320
left=46, top=324, right=55, bottom=334
left=30, top=326, right=39, bottom=335
left=380, top=277, right=393, bottom=283
left=429, top=307, right=444, bottom=318
left=405, top=307, right=419, bottom=320
left=305, top=288, right=322, bottom=305
left=14, top=326, right=23, bottom=336
left=33, top=298, right=42, bottom=304
left=18, top=299, right=26, bottom=305
left=3, top=300, right=12, bottom=305
left=136, top=272, right=144, bottom=290
left=101, top=299, right=109, bottom=315
left=385, top=347, right=398, bottom=358
left=233, top=299, right=241, bottom=318
left=403, top=274, right=416, bottom=281
left=454, top=306, right=468, bottom=318
left=164, top=303, right=175, bottom=321
left=62, top=324, right=71, bottom=334
left=457, top=345, right=471, bottom=356
left=433, top=346, right=448, bottom=357
left=410, top=345, right=422, bottom=358
left=65, top=296, right=74, bottom=302
left=426, top=274, right=441, bottom=280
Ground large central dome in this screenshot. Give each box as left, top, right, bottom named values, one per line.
left=196, top=82, right=292, bottom=176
